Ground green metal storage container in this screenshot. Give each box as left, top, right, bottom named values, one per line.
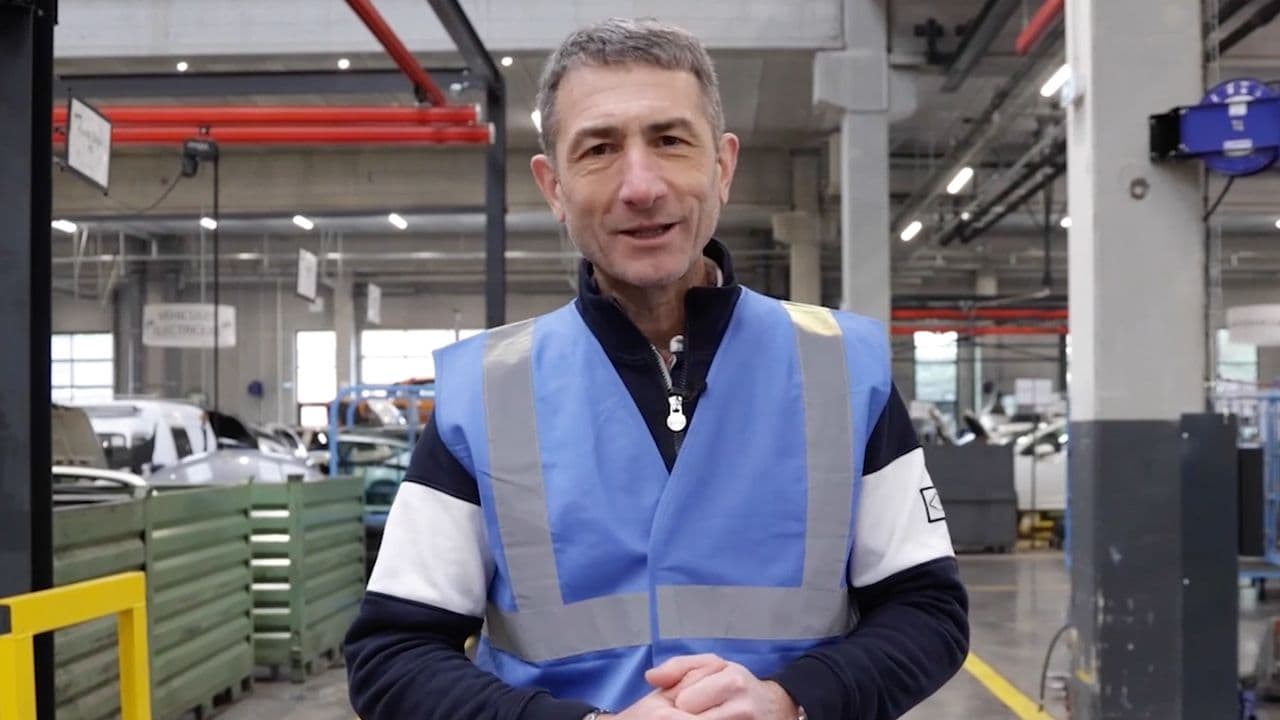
left=147, top=485, right=255, bottom=719
left=251, top=476, right=365, bottom=681
left=53, top=496, right=146, bottom=720
left=51, top=484, right=254, bottom=720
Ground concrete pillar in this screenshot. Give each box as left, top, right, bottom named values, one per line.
left=976, top=269, right=998, bottom=297
left=1065, top=2, right=1231, bottom=718
left=773, top=152, right=823, bottom=305
left=1260, top=347, right=1280, bottom=387
left=956, top=272, right=994, bottom=416
left=112, top=236, right=175, bottom=397
left=772, top=210, right=821, bottom=305
left=333, top=275, right=357, bottom=390
left=813, top=0, right=892, bottom=327
left=113, top=266, right=144, bottom=397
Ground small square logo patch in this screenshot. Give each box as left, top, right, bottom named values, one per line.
left=920, top=487, right=946, bottom=523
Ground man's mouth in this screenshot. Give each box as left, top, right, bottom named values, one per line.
left=619, top=222, right=678, bottom=240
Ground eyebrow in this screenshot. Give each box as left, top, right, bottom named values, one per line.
left=646, top=118, right=700, bottom=137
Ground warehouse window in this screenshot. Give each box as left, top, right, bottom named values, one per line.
left=1216, top=328, right=1259, bottom=385
left=914, top=331, right=958, bottom=415
left=296, top=331, right=336, bottom=427
left=359, top=328, right=481, bottom=385
left=51, top=332, right=114, bottom=403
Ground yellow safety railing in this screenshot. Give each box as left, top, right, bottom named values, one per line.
left=0, top=571, right=151, bottom=720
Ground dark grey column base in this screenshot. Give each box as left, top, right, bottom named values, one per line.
left=1068, top=415, right=1238, bottom=719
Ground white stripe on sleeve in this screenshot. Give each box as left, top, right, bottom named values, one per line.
left=367, top=482, right=493, bottom=618
left=849, top=447, right=955, bottom=588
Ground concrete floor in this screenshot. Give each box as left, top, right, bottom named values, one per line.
left=221, top=552, right=1280, bottom=720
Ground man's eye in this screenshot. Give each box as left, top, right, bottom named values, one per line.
left=585, top=144, right=612, bottom=156
left=659, top=136, right=686, bottom=147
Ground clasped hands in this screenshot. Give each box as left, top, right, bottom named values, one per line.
left=600, top=654, right=799, bottom=720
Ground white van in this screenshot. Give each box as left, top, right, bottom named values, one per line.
left=78, top=399, right=218, bottom=474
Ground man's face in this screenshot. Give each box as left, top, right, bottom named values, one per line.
left=531, top=64, right=739, bottom=290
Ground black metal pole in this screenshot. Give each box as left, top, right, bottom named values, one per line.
left=0, top=2, right=55, bottom=718
left=485, top=81, right=507, bottom=328
left=1042, top=175, right=1053, bottom=288
left=212, top=155, right=220, bottom=411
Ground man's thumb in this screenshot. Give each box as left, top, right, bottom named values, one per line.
left=645, top=654, right=726, bottom=689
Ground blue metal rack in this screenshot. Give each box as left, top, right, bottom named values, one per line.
left=1232, top=391, right=1280, bottom=583
left=1260, top=393, right=1280, bottom=568
left=326, top=383, right=437, bottom=476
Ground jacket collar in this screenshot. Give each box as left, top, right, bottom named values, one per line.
left=573, top=239, right=742, bottom=364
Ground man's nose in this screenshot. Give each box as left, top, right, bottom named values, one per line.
left=617, top=147, right=668, bottom=209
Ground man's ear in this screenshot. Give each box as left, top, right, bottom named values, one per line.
left=530, top=154, right=565, bottom=223
left=715, top=133, right=740, bottom=206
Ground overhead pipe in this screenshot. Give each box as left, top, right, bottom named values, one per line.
left=890, top=35, right=1064, bottom=233
left=958, top=161, right=1066, bottom=244
left=942, top=0, right=1021, bottom=92
left=1217, top=0, right=1253, bottom=26
left=1014, top=0, right=1064, bottom=55
left=892, top=308, right=1067, bottom=321
left=345, top=0, right=448, bottom=107
left=934, top=130, right=1066, bottom=246
left=53, top=124, right=492, bottom=146
left=1219, top=0, right=1280, bottom=55
left=892, top=325, right=1068, bottom=336
left=52, top=104, right=480, bottom=126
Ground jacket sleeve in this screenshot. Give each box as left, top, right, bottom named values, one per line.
left=343, top=412, right=597, bottom=720
left=770, top=384, right=970, bottom=719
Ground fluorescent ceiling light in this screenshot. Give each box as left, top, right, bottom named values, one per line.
left=500, top=56, right=514, bottom=67
left=51, top=219, right=77, bottom=234
left=337, top=58, right=351, bottom=70
left=176, top=61, right=189, bottom=73
left=899, top=220, right=923, bottom=242
left=946, top=166, right=975, bottom=195
left=292, top=215, right=315, bottom=231
left=531, top=109, right=542, bottom=132
left=1060, top=216, right=1072, bottom=229
left=960, top=211, right=972, bottom=221
left=199, top=216, right=218, bottom=230
left=388, top=213, right=408, bottom=230
left=1274, top=217, right=1280, bottom=230
left=1040, top=64, right=1071, bottom=98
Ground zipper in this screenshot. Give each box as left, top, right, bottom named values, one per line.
left=650, top=336, right=688, bottom=455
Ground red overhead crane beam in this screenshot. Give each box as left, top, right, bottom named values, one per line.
left=345, top=0, right=448, bottom=107
left=52, top=124, right=492, bottom=146
left=892, top=325, right=1069, bottom=336
left=1015, top=0, right=1064, bottom=55
left=52, top=104, right=480, bottom=126
left=892, top=308, right=1068, bottom=321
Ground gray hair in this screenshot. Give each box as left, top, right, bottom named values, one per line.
left=535, top=18, right=725, bottom=160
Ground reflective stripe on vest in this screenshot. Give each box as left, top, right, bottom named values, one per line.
left=480, top=301, right=855, bottom=662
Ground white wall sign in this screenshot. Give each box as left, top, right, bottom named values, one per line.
left=297, top=249, right=318, bottom=301
left=1015, top=378, right=1056, bottom=411
left=142, top=304, right=236, bottom=348
left=65, top=98, right=112, bottom=192
left=367, top=283, right=382, bottom=325
left=1228, top=304, right=1280, bottom=347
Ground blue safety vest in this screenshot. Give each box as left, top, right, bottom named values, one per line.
left=433, top=288, right=892, bottom=711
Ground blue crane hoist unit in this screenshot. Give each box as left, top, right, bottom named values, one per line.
left=1150, top=78, right=1280, bottom=176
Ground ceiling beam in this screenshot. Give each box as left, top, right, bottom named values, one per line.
left=425, top=0, right=501, bottom=88
left=54, top=68, right=478, bottom=100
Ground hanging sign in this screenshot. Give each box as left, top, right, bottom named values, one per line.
left=143, top=303, right=236, bottom=348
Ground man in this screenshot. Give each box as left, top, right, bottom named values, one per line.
left=345, top=18, right=968, bottom=720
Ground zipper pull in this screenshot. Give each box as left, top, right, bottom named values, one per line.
left=666, top=393, right=687, bottom=432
